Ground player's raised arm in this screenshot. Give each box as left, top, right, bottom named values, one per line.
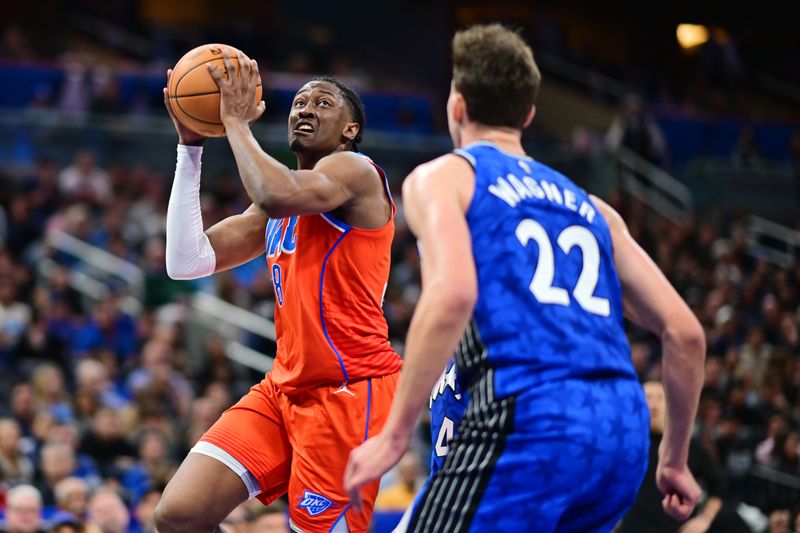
left=208, top=50, right=377, bottom=220
left=163, top=80, right=268, bottom=280
left=592, top=195, right=704, bottom=521
left=344, top=154, right=475, bottom=508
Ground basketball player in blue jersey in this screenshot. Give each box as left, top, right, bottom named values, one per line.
left=345, top=24, right=706, bottom=532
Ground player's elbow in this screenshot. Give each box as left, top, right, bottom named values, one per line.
left=663, top=318, right=706, bottom=363
left=255, top=173, right=305, bottom=218
left=165, top=251, right=210, bottom=280
left=433, top=280, right=477, bottom=318
left=165, top=258, right=197, bottom=280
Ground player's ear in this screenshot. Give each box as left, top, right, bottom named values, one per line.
left=450, top=92, right=467, bottom=124
left=522, top=105, right=536, bottom=128
left=342, top=121, right=359, bottom=144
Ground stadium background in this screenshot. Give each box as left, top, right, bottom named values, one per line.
left=1, top=1, right=799, bottom=531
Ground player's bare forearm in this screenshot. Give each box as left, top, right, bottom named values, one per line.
left=223, top=122, right=356, bottom=218
left=223, top=121, right=300, bottom=216
left=383, top=158, right=477, bottom=439
left=592, top=195, right=705, bottom=465
left=383, top=285, right=474, bottom=443
left=659, top=319, right=705, bottom=466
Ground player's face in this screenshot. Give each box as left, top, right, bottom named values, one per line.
left=643, top=382, right=666, bottom=433
left=288, top=81, right=355, bottom=154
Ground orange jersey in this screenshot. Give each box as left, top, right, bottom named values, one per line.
left=265, top=156, right=402, bottom=394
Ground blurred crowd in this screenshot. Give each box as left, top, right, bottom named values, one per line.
left=2, top=134, right=800, bottom=529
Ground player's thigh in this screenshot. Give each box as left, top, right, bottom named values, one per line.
left=197, top=376, right=293, bottom=503
left=286, top=372, right=399, bottom=533
left=157, top=451, right=249, bottom=528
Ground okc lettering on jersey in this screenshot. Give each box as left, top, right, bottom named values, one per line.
left=297, top=490, right=334, bottom=517
left=265, top=216, right=300, bottom=258
left=488, top=161, right=596, bottom=224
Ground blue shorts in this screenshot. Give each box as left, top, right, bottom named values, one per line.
left=407, top=376, right=650, bottom=533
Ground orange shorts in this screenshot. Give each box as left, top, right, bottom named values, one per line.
left=199, top=371, right=399, bottom=533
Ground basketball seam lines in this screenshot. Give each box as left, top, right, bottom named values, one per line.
left=169, top=83, right=263, bottom=99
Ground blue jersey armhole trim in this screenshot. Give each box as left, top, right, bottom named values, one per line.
left=452, top=149, right=476, bottom=168
left=319, top=229, right=352, bottom=382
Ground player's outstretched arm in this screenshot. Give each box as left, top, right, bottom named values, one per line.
left=163, top=82, right=267, bottom=279
left=208, top=50, right=375, bottom=219
left=344, top=155, right=476, bottom=509
left=592, top=195, right=704, bottom=521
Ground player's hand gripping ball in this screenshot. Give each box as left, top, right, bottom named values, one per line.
left=166, top=44, right=263, bottom=137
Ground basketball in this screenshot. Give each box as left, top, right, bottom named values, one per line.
left=167, top=43, right=263, bottom=137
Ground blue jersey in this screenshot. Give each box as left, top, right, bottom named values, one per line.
left=428, top=358, right=468, bottom=474
left=407, top=142, right=648, bottom=533
left=452, top=141, right=636, bottom=398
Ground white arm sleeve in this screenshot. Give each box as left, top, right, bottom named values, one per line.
left=165, top=145, right=217, bottom=280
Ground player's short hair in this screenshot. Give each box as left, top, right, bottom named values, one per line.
left=452, top=24, right=541, bottom=129
left=312, top=76, right=365, bottom=151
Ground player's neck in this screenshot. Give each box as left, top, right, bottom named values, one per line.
left=460, top=124, right=526, bottom=157
left=295, top=152, right=320, bottom=170
left=294, top=145, right=347, bottom=170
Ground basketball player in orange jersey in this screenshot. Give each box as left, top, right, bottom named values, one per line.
left=153, top=51, right=402, bottom=533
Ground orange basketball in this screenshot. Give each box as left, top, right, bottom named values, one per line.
left=167, top=44, right=263, bottom=137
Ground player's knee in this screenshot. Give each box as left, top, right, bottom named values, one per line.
left=154, top=496, right=216, bottom=533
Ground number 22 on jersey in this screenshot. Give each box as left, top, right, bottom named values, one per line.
left=515, top=218, right=610, bottom=317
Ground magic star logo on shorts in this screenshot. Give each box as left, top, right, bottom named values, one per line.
left=298, top=490, right=334, bottom=516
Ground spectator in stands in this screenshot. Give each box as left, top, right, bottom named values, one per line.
left=219, top=504, right=250, bottom=533
left=756, top=414, right=790, bottom=466
left=126, top=340, right=193, bottom=419
left=131, top=490, right=160, bottom=533
left=70, top=298, right=138, bottom=363
left=53, top=477, right=90, bottom=523
left=121, top=430, right=176, bottom=506
left=85, top=489, right=129, bottom=533
left=46, top=424, right=100, bottom=490
left=605, top=94, right=668, bottom=168
left=374, top=451, right=423, bottom=511
left=0, top=26, right=35, bottom=62
left=768, top=509, right=790, bottom=533
left=732, top=126, right=763, bottom=168
left=0, top=418, right=34, bottom=485
left=31, top=365, right=73, bottom=424
left=47, top=512, right=86, bottom=533
left=74, top=360, right=128, bottom=412
left=250, top=501, right=289, bottom=533
left=90, top=69, right=122, bottom=115
left=36, top=442, right=79, bottom=506
left=2, top=197, right=40, bottom=257
left=769, top=430, right=800, bottom=475
left=1, top=484, right=44, bottom=533
left=78, top=409, right=134, bottom=479
left=9, top=383, right=38, bottom=437
left=46, top=512, right=83, bottom=533
left=57, top=151, right=111, bottom=206
left=0, top=281, right=32, bottom=356
left=183, top=397, right=217, bottom=453
left=620, top=381, right=750, bottom=532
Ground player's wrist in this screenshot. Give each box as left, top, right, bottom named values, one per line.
left=179, top=138, right=206, bottom=147
left=658, top=433, right=689, bottom=460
